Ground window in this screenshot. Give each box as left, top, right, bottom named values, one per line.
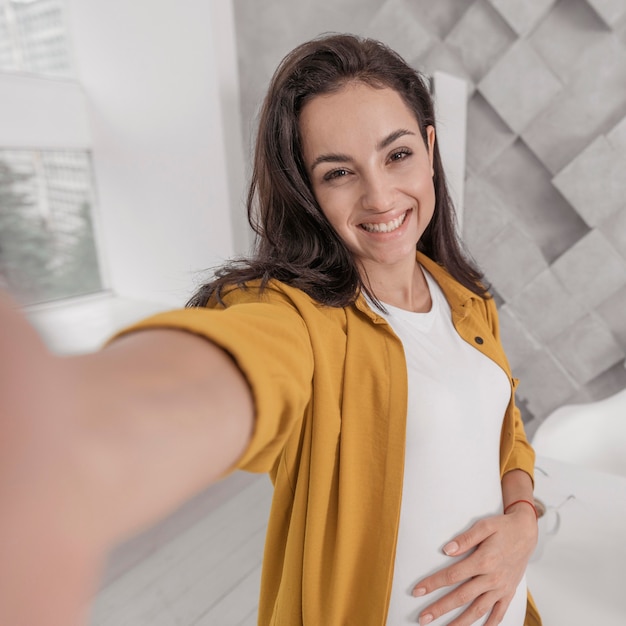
left=0, top=149, right=102, bottom=304
left=0, top=0, right=104, bottom=305
left=0, top=0, right=72, bottom=77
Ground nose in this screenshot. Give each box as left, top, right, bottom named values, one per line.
left=360, top=170, right=396, bottom=213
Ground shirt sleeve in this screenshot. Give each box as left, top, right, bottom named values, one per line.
left=108, top=289, right=315, bottom=474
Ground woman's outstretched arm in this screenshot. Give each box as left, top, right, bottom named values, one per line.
left=0, top=292, right=254, bottom=626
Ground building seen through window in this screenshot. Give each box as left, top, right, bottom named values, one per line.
left=0, top=0, right=105, bottom=305
left=0, top=150, right=103, bottom=305
left=0, top=0, right=72, bottom=77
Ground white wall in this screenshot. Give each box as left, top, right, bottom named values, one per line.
left=209, top=0, right=252, bottom=255
left=66, top=0, right=245, bottom=305
left=432, top=71, right=467, bottom=231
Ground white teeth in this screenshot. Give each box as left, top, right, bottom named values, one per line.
left=361, top=211, right=407, bottom=233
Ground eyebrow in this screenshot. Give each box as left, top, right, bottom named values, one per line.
left=376, top=128, right=415, bottom=151
left=309, top=128, right=416, bottom=172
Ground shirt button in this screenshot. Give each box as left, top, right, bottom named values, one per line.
left=475, top=336, right=484, bottom=345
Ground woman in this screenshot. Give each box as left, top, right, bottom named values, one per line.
left=0, top=34, right=540, bottom=625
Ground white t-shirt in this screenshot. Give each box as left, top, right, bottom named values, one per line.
left=376, top=270, right=527, bottom=626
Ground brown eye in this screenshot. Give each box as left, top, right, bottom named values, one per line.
left=324, top=168, right=349, bottom=181
left=389, top=148, right=412, bottom=162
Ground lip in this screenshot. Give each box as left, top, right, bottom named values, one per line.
left=358, top=209, right=412, bottom=234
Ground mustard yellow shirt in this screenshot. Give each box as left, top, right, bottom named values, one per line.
left=121, top=253, right=541, bottom=625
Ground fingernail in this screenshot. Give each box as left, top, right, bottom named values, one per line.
left=419, top=613, right=433, bottom=625
left=443, top=541, right=459, bottom=555
left=412, top=586, right=426, bottom=597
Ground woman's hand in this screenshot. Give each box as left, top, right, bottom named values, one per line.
left=412, top=503, right=538, bottom=625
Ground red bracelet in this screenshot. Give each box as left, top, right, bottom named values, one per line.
left=504, top=499, right=538, bottom=519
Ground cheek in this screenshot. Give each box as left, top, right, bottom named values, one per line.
left=317, top=203, right=358, bottom=247
left=417, top=177, right=436, bottom=207
left=315, top=192, right=349, bottom=230
left=325, top=211, right=352, bottom=240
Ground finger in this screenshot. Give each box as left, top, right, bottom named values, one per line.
left=413, top=553, right=481, bottom=597
left=483, top=599, right=507, bottom=626
left=445, top=592, right=500, bottom=626
left=416, top=577, right=485, bottom=625
left=443, top=517, right=498, bottom=556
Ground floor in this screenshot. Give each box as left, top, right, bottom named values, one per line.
left=89, top=472, right=272, bottom=626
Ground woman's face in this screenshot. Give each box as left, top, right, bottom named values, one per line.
left=299, top=82, right=436, bottom=277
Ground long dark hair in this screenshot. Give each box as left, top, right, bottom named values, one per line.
left=188, top=33, right=487, bottom=308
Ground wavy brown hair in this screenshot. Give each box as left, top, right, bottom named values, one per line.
left=188, top=33, right=487, bottom=308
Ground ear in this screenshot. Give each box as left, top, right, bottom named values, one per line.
left=425, top=125, right=436, bottom=177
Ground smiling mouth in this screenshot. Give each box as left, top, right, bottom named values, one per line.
left=360, top=210, right=409, bottom=233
